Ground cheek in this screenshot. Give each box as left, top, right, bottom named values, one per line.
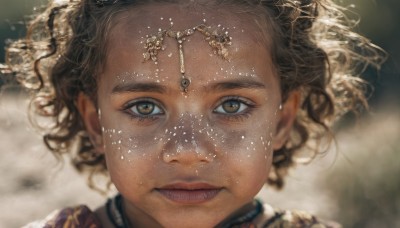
left=220, top=121, right=275, bottom=179
left=213, top=113, right=277, bottom=189
left=101, top=126, right=164, bottom=161
left=215, top=111, right=277, bottom=159
left=219, top=125, right=273, bottom=158
left=100, top=124, right=165, bottom=192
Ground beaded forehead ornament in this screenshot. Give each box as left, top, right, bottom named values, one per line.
left=143, top=24, right=232, bottom=93
left=95, top=1, right=233, bottom=92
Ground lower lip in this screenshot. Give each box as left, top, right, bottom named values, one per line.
left=157, top=189, right=221, bottom=204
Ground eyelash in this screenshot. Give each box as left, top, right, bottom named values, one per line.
left=121, top=96, right=257, bottom=122
left=122, top=98, right=164, bottom=122
left=213, top=96, right=256, bottom=122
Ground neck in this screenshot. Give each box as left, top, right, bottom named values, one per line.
left=215, top=200, right=263, bottom=228
left=109, top=194, right=263, bottom=228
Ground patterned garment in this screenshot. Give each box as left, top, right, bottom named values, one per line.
left=261, top=209, right=340, bottom=228
left=23, top=204, right=340, bottom=228
left=23, top=205, right=102, bottom=228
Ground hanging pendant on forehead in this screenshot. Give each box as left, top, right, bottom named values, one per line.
left=181, top=77, right=191, bottom=92
left=143, top=23, right=232, bottom=93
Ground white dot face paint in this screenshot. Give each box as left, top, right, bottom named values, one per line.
left=92, top=4, right=287, bottom=228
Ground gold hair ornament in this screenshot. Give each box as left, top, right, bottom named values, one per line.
left=143, top=24, right=232, bottom=93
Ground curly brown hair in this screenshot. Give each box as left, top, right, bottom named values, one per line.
left=1, top=0, right=385, bottom=191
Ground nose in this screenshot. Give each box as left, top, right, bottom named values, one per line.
left=161, top=122, right=215, bottom=165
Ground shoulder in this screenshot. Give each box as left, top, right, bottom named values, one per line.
left=258, top=204, right=342, bottom=228
left=22, top=205, right=102, bottom=228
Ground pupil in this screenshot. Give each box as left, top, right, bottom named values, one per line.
left=137, top=102, right=154, bottom=115
left=223, top=100, right=240, bottom=113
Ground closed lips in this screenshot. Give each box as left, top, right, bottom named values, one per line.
left=156, top=183, right=222, bottom=204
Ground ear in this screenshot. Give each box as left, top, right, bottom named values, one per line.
left=272, top=90, right=301, bottom=150
left=77, top=93, right=104, bottom=154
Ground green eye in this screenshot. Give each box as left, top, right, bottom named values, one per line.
left=214, top=99, right=248, bottom=114
left=222, top=100, right=241, bottom=113
left=128, top=101, right=163, bottom=116
left=136, top=102, right=155, bottom=115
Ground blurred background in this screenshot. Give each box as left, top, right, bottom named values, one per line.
left=0, top=0, right=399, bottom=227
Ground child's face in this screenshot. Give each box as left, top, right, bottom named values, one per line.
left=79, top=3, right=298, bottom=227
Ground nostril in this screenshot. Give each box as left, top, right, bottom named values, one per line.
left=162, top=150, right=185, bottom=163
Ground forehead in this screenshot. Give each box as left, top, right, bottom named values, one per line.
left=108, top=3, right=269, bottom=50
left=101, top=2, right=277, bottom=90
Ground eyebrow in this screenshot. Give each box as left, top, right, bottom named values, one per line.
left=208, top=79, right=266, bottom=91
left=111, top=79, right=266, bottom=94
left=112, top=82, right=167, bottom=94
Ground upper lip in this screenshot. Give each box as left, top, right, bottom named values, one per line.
left=157, top=182, right=221, bottom=190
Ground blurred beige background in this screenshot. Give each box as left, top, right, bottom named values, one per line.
left=1, top=0, right=400, bottom=227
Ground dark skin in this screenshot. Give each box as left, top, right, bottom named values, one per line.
left=78, top=3, right=299, bottom=227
